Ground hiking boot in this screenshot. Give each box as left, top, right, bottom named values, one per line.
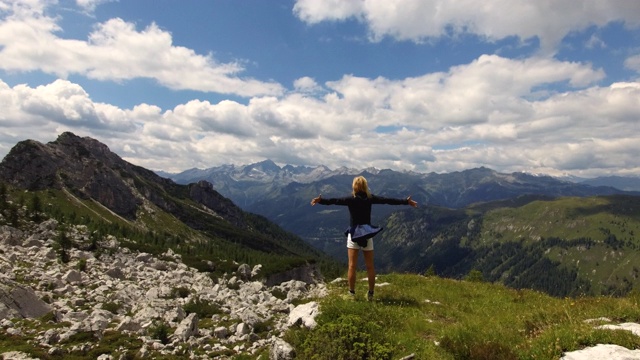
left=367, top=291, right=374, bottom=302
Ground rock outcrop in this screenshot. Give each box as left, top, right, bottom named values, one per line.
left=0, top=280, right=52, bottom=319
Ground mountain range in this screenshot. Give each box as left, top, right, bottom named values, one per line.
left=2, top=133, right=640, bottom=298
left=162, top=159, right=640, bottom=297
left=161, top=159, right=640, bottom=209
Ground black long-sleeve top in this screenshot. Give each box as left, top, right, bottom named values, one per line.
left=318, top=192, right=409, bottom=226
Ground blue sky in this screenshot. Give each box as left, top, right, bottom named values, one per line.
left=0, top=0, right=639, bottom=177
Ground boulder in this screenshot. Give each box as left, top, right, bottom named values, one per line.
left=287, top=302, right=319, bottom=329
left=270, top=339, right=295, bottom=360
left=62, top=270, right=82, bottom=284
left=0, top=279, right=52, bottom=319
left=173, top=313, right=198, bottom=341
left=238, top=264, right=252, bottom=280
left=105, top=267, right=125, bottom=280
left=236, top=322, right=251, bottom=336
left=561, top=344, right=640, bottom=360
left=213, top=326, right=228, bottom=339
left=0, top=226, right=24, bottom=246
left=115, top=316, right=141, bottom=332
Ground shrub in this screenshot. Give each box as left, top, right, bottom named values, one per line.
left=465, top=269, right=484, bottom=282
left=171, top=287, right=191, bottom=298
left=77, top=258, right=87, bottom=272
left=270, top=288, right=287, bottom=300
left=102, top=302, right=122, bottom=314
left=253, top=319, right=273, bottom=335
left=66, top=331, right=96, bottom=344
left=183, top=298, right=222, bottom=318
left=149, top=321, right=171, bottom=345
left=298, top=314, right=393, bottom=360
left=39, top=311, right=57, bottom=323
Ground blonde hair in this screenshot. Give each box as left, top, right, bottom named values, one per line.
left=352, top=176, right=371, bottom=198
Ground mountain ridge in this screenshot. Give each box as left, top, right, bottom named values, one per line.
left=162, top=161, right=638, bottom=212
left=0, top=132, right=338, bottom=279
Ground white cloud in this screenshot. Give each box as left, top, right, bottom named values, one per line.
left=0, top=1, right=283, bottom=97
left=75, top=0, right=113, bottom=13
left=625, top=54, right=640, bottom=72
left=1, top=51, right=638, bottom=176
left=293, top=76, right=324, bottom=94
left=585, top=34, right=606, bottom=49
left=293, top=0, right=640, bottom=52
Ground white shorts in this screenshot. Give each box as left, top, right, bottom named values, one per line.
left=347, top=233, right=374, bottom=251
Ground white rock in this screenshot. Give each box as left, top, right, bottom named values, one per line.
left=173, top=313, right=198, bottom=341
left=236, top=322, right=251, bottom=336
left=116, top=316, right=141, bottom=332
left=270, top=338, right=295, bottom=360
left=597, top=322, right=640, bottom=336
left=561, top=344, right=640, bottom=360
left=1, top=350, right=40, bottom=359
left=62, top=270, right=82, bottom=284
left=287, top=302, right=319, bottom=329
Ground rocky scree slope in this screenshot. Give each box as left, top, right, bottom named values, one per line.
left=0, top=219, right=325, bottom=359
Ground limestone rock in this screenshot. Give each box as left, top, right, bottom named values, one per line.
left=0, top=279, right=52, bottom=319
left=287, top=301, right=319, bottom=329
left=105, top=267, right=125, bottom=280
left=270, top=338, right=295, bottom=360
left=238, top=263, right=252, bottom=280
left=173, top=313, right=198, bottom=341
left=213, top=326, right=228, bottom=339
left=62, top=270, right=82, bottom=284
left=561, top=344, right=640, bottom=360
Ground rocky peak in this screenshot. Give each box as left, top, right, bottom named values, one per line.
left=0, top=133, right=237, bottom=223
left=0, top=133, right=143, bottom=217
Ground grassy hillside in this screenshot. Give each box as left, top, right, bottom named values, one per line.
left=477, top=195, right=640, bottom=296
left=478, top=195, right=640, bottom=245
left=374, top=195, right=640, bottom=297
left=286, top=272, right=640, bottom=360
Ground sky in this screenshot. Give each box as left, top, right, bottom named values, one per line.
left=0, top=0, right=639, bottom=178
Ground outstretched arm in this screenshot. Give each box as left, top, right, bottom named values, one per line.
left=407, top=196, right=418, bottom=208
left=371, top=194, right=418, bottom=207
left=310, top=194, right=322, bottom=206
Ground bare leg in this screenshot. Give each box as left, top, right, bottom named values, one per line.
left=347, top=248, right=359, bottom=292
left=363, top=250, right=375, bottom=292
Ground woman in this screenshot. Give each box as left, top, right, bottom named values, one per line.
left=311, top=176, right=417, bottom=300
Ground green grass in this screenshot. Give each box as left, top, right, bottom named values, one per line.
left=285, top=272, right=640, bottom=360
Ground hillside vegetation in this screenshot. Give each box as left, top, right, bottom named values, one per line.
left=0, top=181, right=342, bottom=281
left=286, top=272, right=640, bottom=360
left=375, top=195, right=640, bottom=297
